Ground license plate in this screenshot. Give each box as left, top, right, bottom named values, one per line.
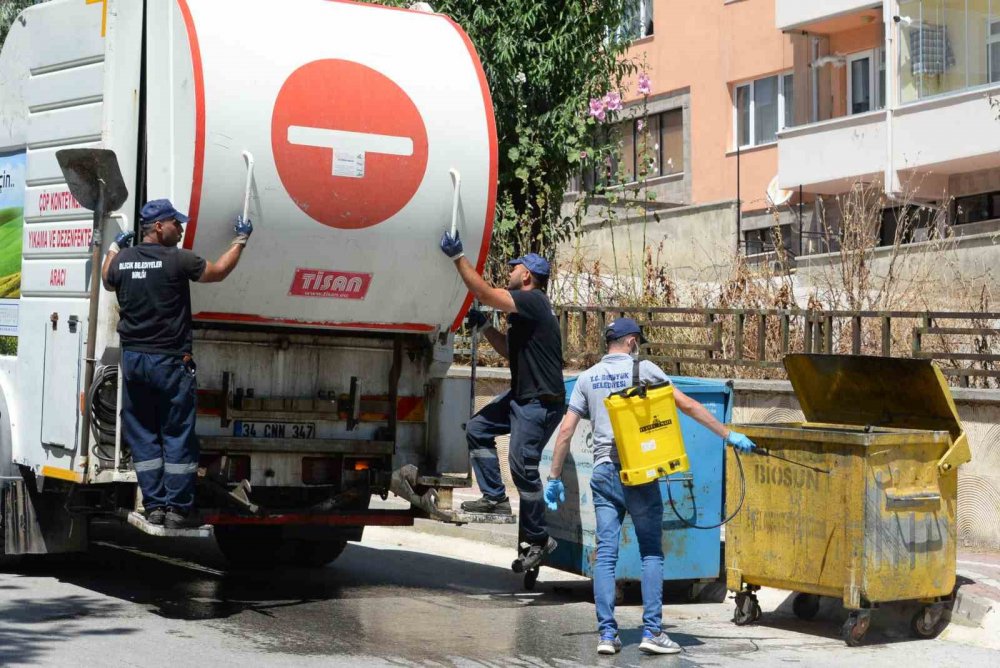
left=232, top=421, right=316, bottom=439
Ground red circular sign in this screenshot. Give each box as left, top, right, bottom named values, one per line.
left=271, top=59, right=429, bottom=230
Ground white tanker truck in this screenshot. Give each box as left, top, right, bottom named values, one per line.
left=0, top=0, right=501, bottom=566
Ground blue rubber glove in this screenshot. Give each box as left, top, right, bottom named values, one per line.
left=233, top=215, right=253, bottom=246
left=726, top=431, right=756, bottom=453
left=110, top=230, right=134, bottom=253
left=440, top=230, right=464, bottom=259
left=544, top=478, right=565, bottom=511
left=466, top=308, right=489, bottom=333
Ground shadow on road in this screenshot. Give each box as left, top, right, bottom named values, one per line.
left=0, top=592, right=139, bottom=665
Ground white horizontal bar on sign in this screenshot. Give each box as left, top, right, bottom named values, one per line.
left=26, top=141, right=101, bottom=187
left=22, top=221, right=94, bottom=258
left=26, top=62, right=104, bottom=112
left=20, top=258, right=90, bottom=296
left=287, top=127, right=414, bottom=157
left=24, top=185, right=89, bottom=219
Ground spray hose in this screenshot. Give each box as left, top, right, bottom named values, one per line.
left=665, top=446, right=829, bottom=530
left=88, top=364, right=127, bottom=464
left=665, top=447, right=746, bottom=530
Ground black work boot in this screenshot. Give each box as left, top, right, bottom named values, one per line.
left=146, top=507, right=165, bottom=526
left=164, top=508, right=191, bottom=530
left=512, top=536, right=557, bottom=573
left=460, top=495, right=512, bottom=515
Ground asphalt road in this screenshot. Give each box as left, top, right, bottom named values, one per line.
left=0, top=522, right=997, bottom=667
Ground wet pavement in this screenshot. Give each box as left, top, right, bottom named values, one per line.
left=1, top=522, right=998, bottom=667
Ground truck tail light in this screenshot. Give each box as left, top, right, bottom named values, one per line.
left=302, top=456, right=339, bottom=485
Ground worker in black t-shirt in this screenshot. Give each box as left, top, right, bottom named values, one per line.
left=102, top=199, right=252, bottom=529
left=441, top=231, right=565, bottom=571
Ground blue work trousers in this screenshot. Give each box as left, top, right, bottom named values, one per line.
left=466, top=390, right=564, bottom=543
left=591, top=461, right=665, bottom=638
left=121, top=350, right=199, bottom=513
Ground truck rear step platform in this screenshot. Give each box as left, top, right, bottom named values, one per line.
left=127, top=512, right=214, bottom=539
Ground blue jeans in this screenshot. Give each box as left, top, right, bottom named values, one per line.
left=121, top=350, right=200, bottom=513
left=591, top=461, right=664, bottom=637
left=466, top=390, right=564, bottom=543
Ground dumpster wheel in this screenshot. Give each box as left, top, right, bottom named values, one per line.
left=523, top=568, right=539, bottom=591
left=910, top=603, right=947, bottom=639
left=842, top=610, right=871, bottom=647
left=733, top=591, right=761, bottom=626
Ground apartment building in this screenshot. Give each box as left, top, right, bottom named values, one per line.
left=563, top=0, right=1000, bottom=292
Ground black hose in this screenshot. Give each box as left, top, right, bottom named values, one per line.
left=665, top=447, right=745, bottom=530
left=88, top=364, right=127, bottom=463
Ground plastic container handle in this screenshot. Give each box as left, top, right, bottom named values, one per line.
left=241, top=150, right=255, bottom=221
left=449, top=168, right=461, bottom=237
left=884, top=490, right=941, bottom=511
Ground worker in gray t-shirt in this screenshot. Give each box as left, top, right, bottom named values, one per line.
left=544, top=318, right=755, bottom=657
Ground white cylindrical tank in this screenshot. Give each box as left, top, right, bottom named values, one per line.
left=146, top=0, right=497, bottom=334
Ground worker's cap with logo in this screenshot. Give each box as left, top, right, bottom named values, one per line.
left=140, top=199, right=189, bottom=226
left=507, top=252, right=550, bottom=277
left=605, top=317, right=648, bottom=344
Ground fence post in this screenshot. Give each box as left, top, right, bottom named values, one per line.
left=804, top=312, right=814, bottom=354
left=852, top=316, right=862, bottom=355
left=757, top=313, right=767, bottom=361
left=579, top=310, right=588, bottom=357
left=881, top=316, right=891, bottom=357
left=706, top=312, right=717, bottom=360
left=780, top=312, right=790, bottom=354
left=734, top=312, right=745, bottom=361
left=560, top=308, right=569, bottom=358
left=824, top=315, right=834, bottom=354
left=597, top=308, right=607, bottom=351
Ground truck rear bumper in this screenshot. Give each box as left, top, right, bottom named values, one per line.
left=201, top=509, right=414, bottom=527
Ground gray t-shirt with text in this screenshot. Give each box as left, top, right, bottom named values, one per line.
left=567, top=353, right=671, bottom=466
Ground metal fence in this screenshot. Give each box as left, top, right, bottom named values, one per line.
left=457, top=306, right=1000, bottom=388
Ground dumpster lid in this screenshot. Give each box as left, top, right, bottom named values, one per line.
left=783, top=355, right=963, bottom=440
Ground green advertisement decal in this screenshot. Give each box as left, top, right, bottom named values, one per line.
left=0, top=149, right=25, bottom=298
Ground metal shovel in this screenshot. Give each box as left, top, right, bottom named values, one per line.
left=55, top=148, right=129, bottom=472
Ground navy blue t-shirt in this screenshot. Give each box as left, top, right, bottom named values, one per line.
left=106, top=243, right=206, bottom=355
left=507, top=289, right=564, bottom=401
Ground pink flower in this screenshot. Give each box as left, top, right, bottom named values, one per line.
left=588, top=97, right=606, bottom=121
left=637, top=118, right=646, bottom=132
left=638, top=71, right=652, bottom=96
left=590, top=97, right=607, bottom=121
left=604, top=91, right=623, bottom=112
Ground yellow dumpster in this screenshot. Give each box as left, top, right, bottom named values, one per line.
left=725, top=355, right=971, bottom=646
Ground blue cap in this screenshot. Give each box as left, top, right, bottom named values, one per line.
left=140, top=199, right=189, bottom=225
left=605, top=317, right=647, bottom=344
left=507, top=252, right=550, bottom=277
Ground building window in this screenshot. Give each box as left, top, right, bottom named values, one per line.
left=617, top=0, right=654, bottom=41
left=576, top=108, right=685, bottom=191
left=734, top=73, right=793, bottom=149
left=955, top=191, right=1000, bottom=225
left=847, top=49, right=886, bottom=115
left=989, top=20, right=1000, bottom=83
left=744, top=225, right=793, bottom=255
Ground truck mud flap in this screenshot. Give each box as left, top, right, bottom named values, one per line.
left=4, top=477, right=88, bottom=555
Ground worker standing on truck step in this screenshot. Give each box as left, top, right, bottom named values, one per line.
left=440, top=231, right=565, bottom=572
left=102, top=199, right=253, bottom=530
left=545, top=318, right=756, bottom=656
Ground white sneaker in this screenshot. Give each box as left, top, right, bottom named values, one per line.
left=597, top=635, right=622, bottom=655
left=639, top=632, right=681, bottom=655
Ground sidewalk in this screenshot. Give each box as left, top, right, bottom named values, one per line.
left=373, top=495, right=1000, bottom=650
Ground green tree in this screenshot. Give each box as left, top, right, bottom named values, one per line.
left=0, top=0, right=35, bottom=48
left=373, top=1, right=635, bottom=277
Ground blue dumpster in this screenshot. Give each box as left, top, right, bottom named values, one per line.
left=539, top=375, right=732, bottom=591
